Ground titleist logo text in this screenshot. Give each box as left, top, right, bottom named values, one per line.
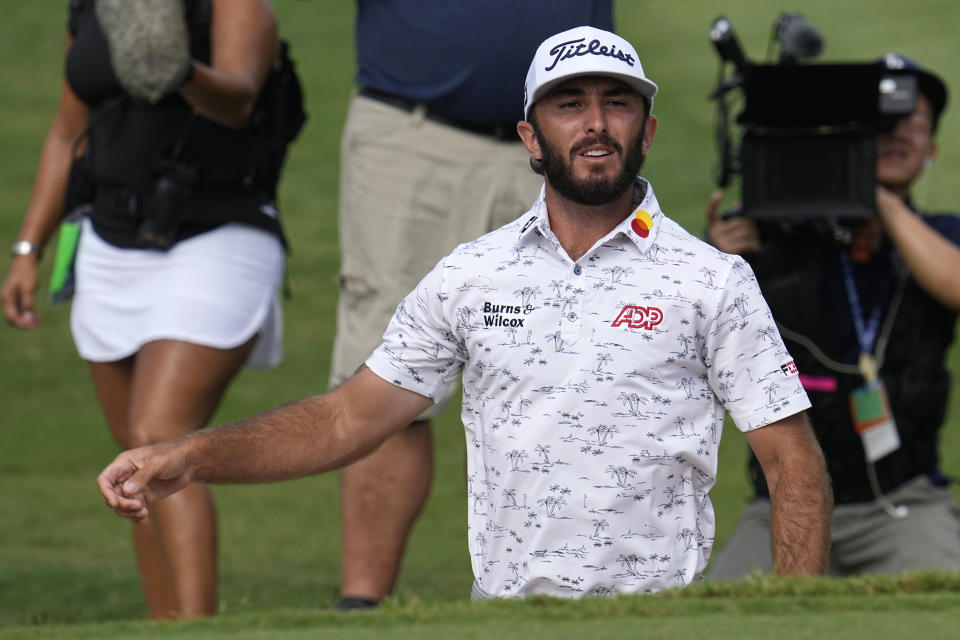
left=545, top=37, right=636, bottom=72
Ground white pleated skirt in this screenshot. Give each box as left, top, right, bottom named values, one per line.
left=70, top=219, right=285, bottom=369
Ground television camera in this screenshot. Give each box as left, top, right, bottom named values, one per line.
left=708, top=13, right=920, bottom=219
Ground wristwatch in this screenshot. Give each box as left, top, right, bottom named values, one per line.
left=10, top=240, right=41, bottom=259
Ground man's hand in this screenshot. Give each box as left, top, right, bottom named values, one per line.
left=97, top=441, right=193, bottom=524
left=706, top=190, right=762, bottom=255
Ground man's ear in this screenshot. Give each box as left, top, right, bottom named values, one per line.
left=641, top=114, right=658, bottom=155
left=517, top=120, right=542, bottom=161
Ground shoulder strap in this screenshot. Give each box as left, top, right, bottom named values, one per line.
left=248, top=39, right=308, bottom=199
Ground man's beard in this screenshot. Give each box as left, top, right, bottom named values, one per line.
left=536, top=128, right=647, bottom=206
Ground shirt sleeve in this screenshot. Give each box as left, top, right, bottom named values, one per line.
left=703, top=256, right=811, bottom=431
left=365, top=257, right=467, bottom=402
left=925, top=213, right=960, bottom=248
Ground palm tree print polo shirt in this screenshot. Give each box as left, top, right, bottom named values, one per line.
left=365, top=177, right=811, bottom=598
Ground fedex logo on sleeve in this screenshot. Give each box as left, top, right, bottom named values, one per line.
left=611, top=305, right=663, bottom=330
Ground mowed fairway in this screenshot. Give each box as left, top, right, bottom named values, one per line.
left=1, top=1, right=960, bottom=638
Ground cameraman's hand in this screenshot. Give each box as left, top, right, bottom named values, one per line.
left=706, top=190, right=761, bottom=255
left=1, top=256, right=41, bottom=329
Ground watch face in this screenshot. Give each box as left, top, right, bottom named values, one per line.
left=11, top=241, right=38, bottom=256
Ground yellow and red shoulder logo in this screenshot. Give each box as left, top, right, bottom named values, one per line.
left=631, top=208, right=653, bottom=238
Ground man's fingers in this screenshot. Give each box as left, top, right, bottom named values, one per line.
left=98, top=442, right=192, bottom=525
left=98, top=466, right=150, bottom=523
left=98, top=456, right=134, bottom=494
left=97, top=452, right=151, bottom=512
left=110, top=491, right=147, bottom=514
left=122, top=467, right=156, bottom=498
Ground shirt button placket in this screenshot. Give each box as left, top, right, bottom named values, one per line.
left=563, top=262, right=585, bottom=337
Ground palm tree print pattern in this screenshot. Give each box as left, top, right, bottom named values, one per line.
left=367, top=179, right=810, bottom=599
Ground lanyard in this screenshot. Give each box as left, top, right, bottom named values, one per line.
left=839, top=251, right=891, bottom=381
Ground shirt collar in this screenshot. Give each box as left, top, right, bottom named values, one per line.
left=516, top=178, right=664, bottom=255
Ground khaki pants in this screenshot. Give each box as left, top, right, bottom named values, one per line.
left=708, top=474, right=960, bottom=579
left=330, top=93, right=543, bottom=412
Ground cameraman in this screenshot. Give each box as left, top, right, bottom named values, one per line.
left=707, top=54, right=960, bottom=577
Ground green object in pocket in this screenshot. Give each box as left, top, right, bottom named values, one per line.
left=48, top=219, right=82, bottom=304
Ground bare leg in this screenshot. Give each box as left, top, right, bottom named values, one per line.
left=338, top=419, right=434, bottom=603
left=88, top=337, right=255, bottom=618
left=89, top=357, right=177, bottom=619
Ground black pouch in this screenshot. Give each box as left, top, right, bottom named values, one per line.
left=136, top=157, right=198, bottom=250
left=250, top=39, right=308, bottom=199
left=135, top=111, right=198, bottom=250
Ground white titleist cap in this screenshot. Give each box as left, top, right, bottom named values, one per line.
left=523, top=26, right=658, bottom=120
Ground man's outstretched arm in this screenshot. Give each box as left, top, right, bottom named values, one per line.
left=744, top=411, right=832, bottom=575
left=97, top=366, right=434, bottom=523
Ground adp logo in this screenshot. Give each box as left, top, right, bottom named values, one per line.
left=611, top=305, right=663, bottom=330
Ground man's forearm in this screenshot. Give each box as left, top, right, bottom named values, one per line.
left=184, top=391, right=403, bottom=486
left=747, top=413, right=833, bottom=575
left=98, top=367, right=433, bottom=522
left=768, top=454, right=833, bottom=575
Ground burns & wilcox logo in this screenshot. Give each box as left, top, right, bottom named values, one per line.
left=545, top=37, right=636, bottom=72
left=611, top=305, right=663, bottom=330
left=483, top=301, right=534, bottom=328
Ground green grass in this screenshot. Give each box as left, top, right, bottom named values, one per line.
left=3, top=576, right=960, bottom=639
left=2, top=0, right=960, bottom=637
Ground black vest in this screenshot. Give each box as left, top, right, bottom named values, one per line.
left=67, top=0, right=284, bottom=248
left=746, top=225, right=956, bottom=503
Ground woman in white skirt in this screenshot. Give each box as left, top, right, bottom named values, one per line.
left=2, top=0, right=288, bottom=619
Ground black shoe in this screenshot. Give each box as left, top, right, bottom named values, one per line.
left=330, top=596, right=379, bottom=612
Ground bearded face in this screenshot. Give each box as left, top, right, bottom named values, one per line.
left=530, top=113, right=648, bottom=207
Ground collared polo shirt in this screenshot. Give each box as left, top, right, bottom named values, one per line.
left=366, top=178, right=810, bottom=598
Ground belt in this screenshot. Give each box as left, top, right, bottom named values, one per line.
left=358, top=87, right=519, bottom=142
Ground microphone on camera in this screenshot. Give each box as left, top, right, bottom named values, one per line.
left=709, top=15, right=750, bottom=74
left=775, top=12, right=824, bottom=63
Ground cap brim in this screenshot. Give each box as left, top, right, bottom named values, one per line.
left=526, top=72, right=659, bottom=119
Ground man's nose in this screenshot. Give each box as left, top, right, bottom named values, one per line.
left=583, top=102, right=608, bottom=134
